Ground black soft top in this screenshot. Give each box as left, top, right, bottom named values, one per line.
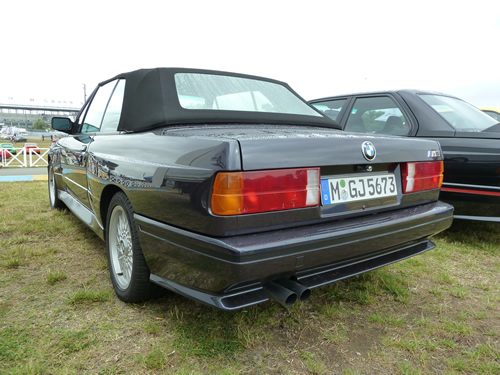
left=96, top=68, right=339, bottom=132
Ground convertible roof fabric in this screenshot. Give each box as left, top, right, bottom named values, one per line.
left=95, top=68, right=339, bottom=132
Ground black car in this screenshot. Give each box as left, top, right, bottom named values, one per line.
left=49, top=69, right=453, bottom=310
left=310, top=90, right=500, bottom=222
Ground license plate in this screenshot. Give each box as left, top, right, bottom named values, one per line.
left=321, top=173, right=397, bottom=205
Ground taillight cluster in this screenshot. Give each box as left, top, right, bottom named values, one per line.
left=211, top=168, right=320, bottom=216
left=401, top=161, right=444, bottom=193
left=211, top=161, right=444, bottom=216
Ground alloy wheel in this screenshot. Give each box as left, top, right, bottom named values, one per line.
left=108, top=205, right=133, bottom=290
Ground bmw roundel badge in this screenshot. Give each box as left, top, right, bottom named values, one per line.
left=362, top=141, right=376, bottom=161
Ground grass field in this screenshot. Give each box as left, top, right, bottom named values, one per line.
left=0, top=181, right=498, bottom=374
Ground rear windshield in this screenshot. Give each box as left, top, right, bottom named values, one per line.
left=174, top=73, right=322, bottom=117
left=419, top=94, right=498, bottom=131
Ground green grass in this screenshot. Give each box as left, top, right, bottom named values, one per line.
left=0, top=181, right=498, bottom=374
left=66, top=289, right=113, bottom=304
left=173, top=314, right=241, bottom=358
left=367, top=312, right=406, bottom=326
left=47, top=270, right=67, bottom=285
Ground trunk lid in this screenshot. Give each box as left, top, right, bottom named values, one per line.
left=166, top=124, right=442, bottom=169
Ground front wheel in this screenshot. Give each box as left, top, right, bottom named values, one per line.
left=106, top=191, right=158, bottom=302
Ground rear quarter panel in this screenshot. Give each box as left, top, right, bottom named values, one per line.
left=86, top=131, right=241, bottom=235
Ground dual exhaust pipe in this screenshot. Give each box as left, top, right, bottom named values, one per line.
left=263, top=278, right=311, bottom=307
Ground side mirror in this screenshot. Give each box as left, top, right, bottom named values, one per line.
left=51, top=117, right=74, bottom=133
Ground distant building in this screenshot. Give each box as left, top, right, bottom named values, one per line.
left=0, top=102, right=79, bottom=129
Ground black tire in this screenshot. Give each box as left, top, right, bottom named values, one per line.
left=48, top=163, right=65, bottom=209
left=106, top=191, right=160, bottom=302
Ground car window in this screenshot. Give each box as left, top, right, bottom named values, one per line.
left=174, top=73, right=322, bottom=117
left=80, top=80, right=119, bottom=133
left=419, top=94, right=498, bottom=131
left=311, top=99, right=346, bottom=121
left=100, top=79, right=125, bottom=132
left=482, top=110, right=500, bottom=122
left=346, top=96, right=409, bottom=135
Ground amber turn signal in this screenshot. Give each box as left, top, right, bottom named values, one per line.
left=211, top=168, right=320, bottom=216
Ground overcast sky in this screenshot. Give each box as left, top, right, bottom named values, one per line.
left=1, top=0, right=499, bottom=108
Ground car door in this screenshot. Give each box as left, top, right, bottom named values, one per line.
left=58, top=79, right=125, bottom=209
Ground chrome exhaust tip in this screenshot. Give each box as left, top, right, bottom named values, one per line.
left=263, top=281, right=297, bottom=307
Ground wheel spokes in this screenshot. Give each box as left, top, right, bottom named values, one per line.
left=113, top=210, right=133, bottom=287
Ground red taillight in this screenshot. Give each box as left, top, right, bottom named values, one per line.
left=211, top=168, right=320, bottom=216
left=401, top=161, right=444, bottom=193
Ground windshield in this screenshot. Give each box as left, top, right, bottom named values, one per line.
left=174, top=73, right=322, bottom=117
left=419, top=94, right=498, bottom=131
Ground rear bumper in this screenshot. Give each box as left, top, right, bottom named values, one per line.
left=137, top=201, right=453, bottom=310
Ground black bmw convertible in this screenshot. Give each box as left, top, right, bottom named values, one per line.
left=49, top=69, right=453, bottom=310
